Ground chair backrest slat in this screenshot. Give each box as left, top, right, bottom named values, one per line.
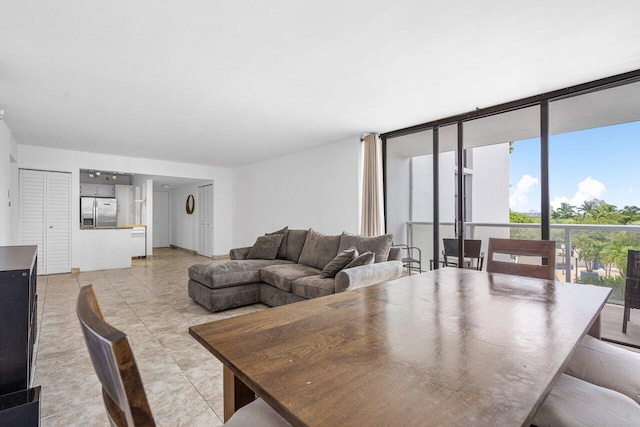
left=486, top=238, right=556, bottom=280
left=77, top=285, right=155, bottom=426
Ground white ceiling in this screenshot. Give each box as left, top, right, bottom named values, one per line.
left=1, top=1, right=640, bottom=167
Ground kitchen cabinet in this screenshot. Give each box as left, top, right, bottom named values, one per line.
left=131, top=226, right=147, bottom=257
left=80, top=183, right=115, bottom=197
left=0, top=246, right=38, bottom=396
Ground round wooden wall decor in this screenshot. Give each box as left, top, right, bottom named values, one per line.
left=186, top=195, right=195, bottom=214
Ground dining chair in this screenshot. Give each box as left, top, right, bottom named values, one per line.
left=441, top=238, right=484, bottom=271
left=77, top=284, right=290, bottom=426
left=486, top=238, right=556, bottom=280
left=532, top=373, right=640, bottom=426
left=564, top=334, right=640, bottom=404
left=77, top=284, right=155, bottom=426
left=483, top=242, right=640, bottom=425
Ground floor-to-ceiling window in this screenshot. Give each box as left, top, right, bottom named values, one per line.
left=384, top=69, right=640, bottom=291
left=549, top=81, right=640, bottom=302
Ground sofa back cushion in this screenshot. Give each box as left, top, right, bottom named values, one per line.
left=339, top=232, right=393, bottom=263
left=298, top=229, right=341, bottom=270
left=285, top=229, right=309, bottom=263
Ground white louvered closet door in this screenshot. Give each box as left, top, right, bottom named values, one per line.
left=197, top=184, right=214, bottom=257
left=45, top=172, right=71, bottom=274
left=19, top=169, right=46, bottom=273
left=19, top=169, right=71, bottom=275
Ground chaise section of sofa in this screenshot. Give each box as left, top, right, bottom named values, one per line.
left=188, top=227, right=403, bottom=312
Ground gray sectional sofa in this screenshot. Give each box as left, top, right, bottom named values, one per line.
left=188, top=227, right=404, bottom=312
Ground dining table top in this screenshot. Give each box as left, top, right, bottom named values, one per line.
left=189, top=267, right=611, bottom=426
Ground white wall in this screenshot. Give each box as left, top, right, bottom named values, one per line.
left=170, top=183, right=202, bottom=251
left=471, top=144, right=510, bottom=223
left=153, top=190, right=170, bottom=247
left=0, top=121, right=18, bottom=245
left=233, top=137, right=361, bottom=247
left=14, top=145, right=234, bottom=269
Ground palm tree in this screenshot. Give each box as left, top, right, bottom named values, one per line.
left=621, top=205, right=640, bottom=224
left=551, top=202, right=576, bottom=221
left=578, top=200, right=596, bottom=218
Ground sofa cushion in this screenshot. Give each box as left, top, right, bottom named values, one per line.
left=188, top=259, right=292, bottom=289
left=285, top=229, right=308, bottom=263
left=261, top=263, right=322, bottom=293
left=266, top=226, right=288, bottom=259
left=339, top=232, right=393, bottom=263
left=292, top=276, right=336, bottom=299
left=321, top=247, right=357, bottom=278
left=247, top=234, right=284, bottom=260
left=345, top=251, right=375, bottom=269
left=298, top=229, right=341, bottom=270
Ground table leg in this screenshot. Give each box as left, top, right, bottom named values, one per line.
left=223, top=366, right=255, bottom=422
left=587, top=313, right=601, bottom=339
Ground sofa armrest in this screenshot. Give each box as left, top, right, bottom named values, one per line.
left=230, top=246, right=252, bottom=260
left=335, top=261, right=403, bottom=293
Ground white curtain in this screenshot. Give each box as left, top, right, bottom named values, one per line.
left=361, top=134, right=385, bottom=236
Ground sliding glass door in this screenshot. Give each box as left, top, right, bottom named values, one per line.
left=461, top=106, right=541, bottom=270
left=549, top=81, right=640, bottom=300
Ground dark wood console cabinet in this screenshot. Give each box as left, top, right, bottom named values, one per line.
left=0, top=246, right=38, bottom=395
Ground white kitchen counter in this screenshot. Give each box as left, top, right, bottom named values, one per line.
left=77, top=227, right=132, bottom=271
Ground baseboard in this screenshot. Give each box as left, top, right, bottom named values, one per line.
left=70, top=268, right=80, bottom=274
left=170, top=244, right=198, bottom=254
left=169, top=244, right=229, bottom=260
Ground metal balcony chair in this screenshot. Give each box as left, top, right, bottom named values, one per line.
left=442, top=238, right=484, bottom=271
left=393, top=244, right=422, bottom=275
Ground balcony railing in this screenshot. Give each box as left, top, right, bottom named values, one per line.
left=405, top=221, right=640, bottom=304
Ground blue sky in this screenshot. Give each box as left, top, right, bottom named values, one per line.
left=509, top=121, right=640, bottom=212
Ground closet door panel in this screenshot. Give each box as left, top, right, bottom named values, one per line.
left=45, top=172, right=71, bottom=274
left=19, top=170, right=45, bottom=274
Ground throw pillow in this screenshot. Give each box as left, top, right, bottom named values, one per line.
left=247, top=234, right=285, bottom=260
left=298, top=229, right=342, bottom=270
left=266, top=226, right=288, bottom=259
left=321, top=247, right=358, bottom=278
left=344, top=251, right=375, bottom=269
left=338, top=232, right=393, bottom=263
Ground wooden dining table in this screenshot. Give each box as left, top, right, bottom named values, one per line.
left=189, top=268, right=611, bottom=426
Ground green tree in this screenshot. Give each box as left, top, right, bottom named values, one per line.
left=578, top=200, right=596, bottom=218
left=551, top=202, right=576, bottom=221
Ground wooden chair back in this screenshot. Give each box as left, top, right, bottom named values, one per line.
left=76, top=285, right=155, bottom=426
left=486, top=238, right=556, bottom=280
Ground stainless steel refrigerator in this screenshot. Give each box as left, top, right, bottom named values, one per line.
left=80, top=197, right=118, bottom=227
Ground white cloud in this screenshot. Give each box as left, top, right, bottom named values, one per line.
left=509, top=174, right=538, bottom=210
left=550, top=195, right=569, bottom=210
left=630, top=187, right=634, bottom=195
left=551, top=177, right=606, bottom=210
left=570, top=177, right=606, bottom=206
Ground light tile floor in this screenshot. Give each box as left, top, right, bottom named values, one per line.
left=33, top=248, right=268, bottom=426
